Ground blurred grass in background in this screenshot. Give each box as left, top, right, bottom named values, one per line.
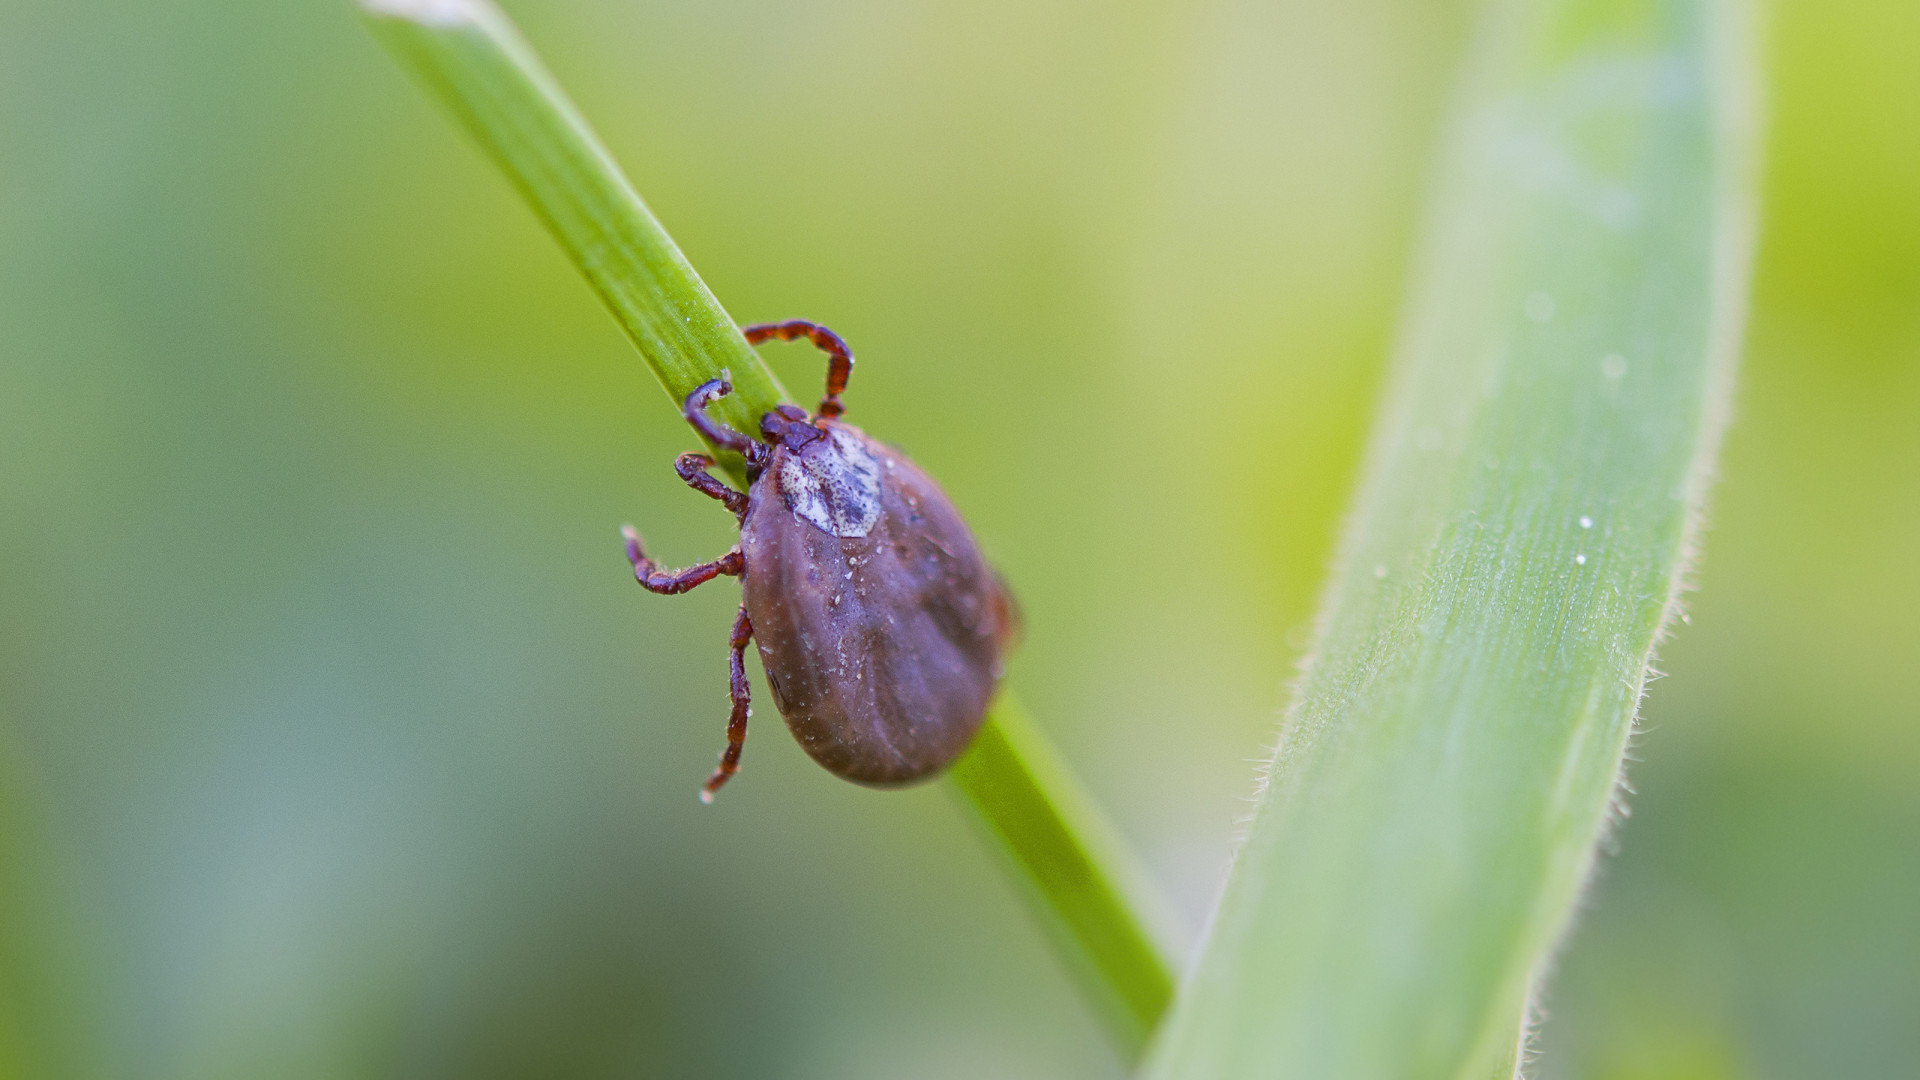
left=0, top=0, right=1912, bottom=1077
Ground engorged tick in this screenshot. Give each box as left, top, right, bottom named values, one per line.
left=622, top=320, right=1019, bottom=802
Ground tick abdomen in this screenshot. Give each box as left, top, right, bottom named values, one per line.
left=741, top=421, right=1007, bottom=786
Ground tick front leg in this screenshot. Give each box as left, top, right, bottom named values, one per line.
left=674, top=453, right=749, bottom=519
left=621, top=525, right=744, bottom=594
left=740, top=320, right=854, bottom=419
left=682, top=376, right=767, bottom=468
left=700, top=605, right=754, bottom=803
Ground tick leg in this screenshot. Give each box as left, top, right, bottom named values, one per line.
left=741, top=320, right=854, bottom=420
left=700, top=605, right=754, bottom=803
left=621, top=525, right=744, bottom=595
left=683, top=376, right=768, bottom=467
left=674, top=452, right=749, bottom=519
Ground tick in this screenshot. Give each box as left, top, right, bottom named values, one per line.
left=622, top=320, right=1019, bottom=802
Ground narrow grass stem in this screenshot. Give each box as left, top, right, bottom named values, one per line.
left=361, top=0, right=1177, bottom=1056
left=363, top=0, right=783, bottom=478
left=949, top=697, right=1178, bottom=1058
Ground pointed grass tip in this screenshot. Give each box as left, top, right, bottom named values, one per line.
left=360, top=0, right=485, bottom=28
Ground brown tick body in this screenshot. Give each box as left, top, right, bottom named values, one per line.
left=622, top=321, right=1017, bottom=801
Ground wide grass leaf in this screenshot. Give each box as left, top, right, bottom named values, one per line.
left=1143, top=0, right=1757, bottom=1076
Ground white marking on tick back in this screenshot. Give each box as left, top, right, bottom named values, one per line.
left=779, top=427, right=882, bottom=538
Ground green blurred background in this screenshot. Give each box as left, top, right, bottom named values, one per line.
left=0, top=0, right=1913, bottom=1076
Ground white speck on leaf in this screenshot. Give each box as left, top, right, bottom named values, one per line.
left=1579, top=516, right=1593, bottom=529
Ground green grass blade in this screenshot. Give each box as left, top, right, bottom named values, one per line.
left=949, top=698, right=1179, bottom=1058
left=1143, top=0, right=1758, bottom=1077
left=359, top=0, right=1177, bottom=1056
left=361, top=0, right=783, bottom=474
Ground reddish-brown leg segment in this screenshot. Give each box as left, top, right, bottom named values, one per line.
left=682, top=376, right=768, bottom=467
left=674, top=453, right=749, bottom=518
left=621, top=525, right=743, bottom=594
left=626, top=382, right=765, bottom=801
left=740, top=320, right=855, bottom=419
left=700, top=605, right=755, bottom=802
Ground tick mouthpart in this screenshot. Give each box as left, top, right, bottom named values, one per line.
left=759, top=410, right=828, bottom=453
